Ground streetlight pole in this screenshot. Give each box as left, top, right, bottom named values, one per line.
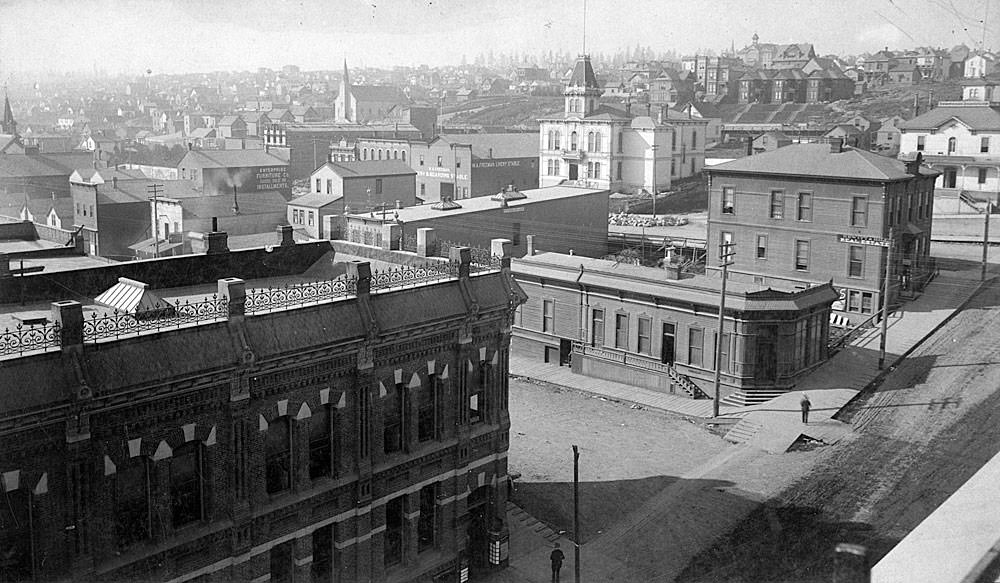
left=878, top=228, right=895, bottom=370
left=713, top=240, right=735, bottom=418
left=573, top=445, right=581, bottom=583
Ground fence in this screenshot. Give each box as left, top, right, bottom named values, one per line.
left=0, top=251, right=505, bottom=358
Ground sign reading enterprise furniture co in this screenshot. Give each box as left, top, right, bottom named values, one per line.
left=838, top=234, right=890, bottom=247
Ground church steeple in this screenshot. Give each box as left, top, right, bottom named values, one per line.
left=2, top=92, right=16, bottom=136
left=564, top=54, right=602, bottom=118
left=337, top=60, right=354, bottom=123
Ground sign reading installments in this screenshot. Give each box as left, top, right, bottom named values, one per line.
left=838, top=234, right=889, bottom=247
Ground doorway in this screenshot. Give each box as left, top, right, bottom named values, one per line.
left=559, top=339, right=572, bottom=366
left=466, top=485, right=493, bottom=569
left=661, top=323, right=675, bottom=365
left=944, top=167, right=957, bottom=188
left=569, top=164, right=579, bottom=180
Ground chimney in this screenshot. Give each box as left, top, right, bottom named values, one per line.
left=625, top=101, right=632, bottom=116
left=277, top=224, right=294, bottom=247
left=112, top=176, right=118, bottom=190
left=211, top=216, right=218, bottom=232
left=205, top=231, right=229, bottom=255
left=646, top=103, right=652, bottom=116
left=525, top=234, right=535, bottom=256
left=746, top=136, right=754, bottom=156
left=830, top=138, right=844, bottom=153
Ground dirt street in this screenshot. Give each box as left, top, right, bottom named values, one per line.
left=678, top=275, right=1000, bottom=582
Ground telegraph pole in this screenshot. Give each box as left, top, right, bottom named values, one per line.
left=573, top=445, right=581, bottom=583
left=650, top=144, right=659, bottom=220
left=713, top=240, right=735, bottom=418
left=982, top=202, right=991, bottom=281
left=878, top=228, right=895, bottom=370
left=147, top=183, right=163, bottom=258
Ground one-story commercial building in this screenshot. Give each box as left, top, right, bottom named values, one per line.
left=512, top=252, right=839, bottom=405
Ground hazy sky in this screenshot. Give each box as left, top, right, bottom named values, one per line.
left=0, top=0, right=996, bottom=77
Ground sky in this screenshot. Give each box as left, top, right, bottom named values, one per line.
left=0, top=0, right=997, bottom=77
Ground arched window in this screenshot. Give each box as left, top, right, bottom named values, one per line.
left=171, top=442, right=204, bottom=527
left=393, top=150, right=398, bottom=160
left=594, top=161, right=601, bottom=178
left=595, top=132, right=603, bottom=152
left=363, top=149, right=368, bottom=160
left=948, top=137, right=957, bottom=153
left=309, top=405, right=332, bottom=479
left=547, top=159, right=554, bottom=175
left=266, top=417, right=292, bottom=494
left=618, top=132, right=624, bottom=152
left=587, top=132, right=595, bottom=152
left=378, top=149, right=383, bottom=160
left=116, top=457, right=151, bottom=547
left=547, top=130, right=554, bottom=150
left=570, top=131, right=578, bottom=150
left=401, top=151, right=407, bottom=162
left=555, top=159, right=561, bottom=175
left=554, top=131, right=561, bottom=150
left=692, top=130, right=698, bottom=148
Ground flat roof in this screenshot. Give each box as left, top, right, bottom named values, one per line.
left=353, top=185, right=607, bottom=223
left=514, top=252, right=838, bottom=312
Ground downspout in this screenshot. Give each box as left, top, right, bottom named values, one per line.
left=577, top=264, right=587, bottom=347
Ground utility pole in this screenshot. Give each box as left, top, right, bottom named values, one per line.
left=573, top=445, right=581, bottom=583
left=713, top=240, right=735, bottom=418
left=147, top=183, right=163, bottom=258
left=650, top=144, right=659, bottom=220
left=878, top=228, right=895, bottom=370
left=983, top=202, right=991, bottom=281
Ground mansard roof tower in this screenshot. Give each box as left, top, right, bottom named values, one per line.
left=564, top=54, right=602, bottom=118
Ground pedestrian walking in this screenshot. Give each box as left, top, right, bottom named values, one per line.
left=801, top=393, right=811, bottom=424
left=550, top=542, right=565, bottom=583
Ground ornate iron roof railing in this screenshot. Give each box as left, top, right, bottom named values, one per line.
left=244, top=277, right=358, bottom=314
left=0, top=321, right=61, bottom=358
left=83, top=296, right=229, bottom=343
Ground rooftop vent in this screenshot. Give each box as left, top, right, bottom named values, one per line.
left=491, top=184, right=527, bottom=204
left=95, top=277, right=176, bottom=319
left=431, top=195, right=462, bottom=211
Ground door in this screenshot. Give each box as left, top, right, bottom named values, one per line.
left=569, top=164, right=579, bottom=180
left=559, top=339, right=572, bottom=366
left=944, top=167, right=957, bottom=188
left=661, top=323, right=675, bottom=365
left=440, top=181, right=455, bottom=200
left=755, top=326, right=777, bottom=383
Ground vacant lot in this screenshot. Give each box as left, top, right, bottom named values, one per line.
left=508, top=379, right=726, bottom=543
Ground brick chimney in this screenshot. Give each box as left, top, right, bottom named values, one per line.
left=830, top=138, right=844, bottom=153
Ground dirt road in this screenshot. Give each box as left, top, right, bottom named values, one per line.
left=679, top=275, right=1000, bottom=582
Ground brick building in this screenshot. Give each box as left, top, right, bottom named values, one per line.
left=353, top=134, right=540, bottom=204
left=177, top=149, right=292, bottom=198
left=0, top=230, right=524, bottom=582
left=340, top=185, right=610, bottom=259
left=706, top=142, right=939, bottom=322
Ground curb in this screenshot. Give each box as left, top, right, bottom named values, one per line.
left=834, top=275, right=995, bottom=422
left=509, top=373, right=710, bottom=422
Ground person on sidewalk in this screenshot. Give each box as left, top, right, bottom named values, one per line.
left=550, top=542, right=565, bottom=583
left=801, top=393, right=812, bottom=424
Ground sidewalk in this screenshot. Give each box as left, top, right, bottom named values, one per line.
left=511, top=268, right=989, bottom=453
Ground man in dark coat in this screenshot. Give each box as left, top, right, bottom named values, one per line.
left=550, top=542, right=565, bottom=583
left=801, top=393, right=812, bottom=424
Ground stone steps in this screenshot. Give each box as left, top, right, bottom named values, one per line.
left=721, top=389, right=790, bottom=407
left=724, top=418, right=765, bottom=444
left=507, top=501, right=562, bottom=543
